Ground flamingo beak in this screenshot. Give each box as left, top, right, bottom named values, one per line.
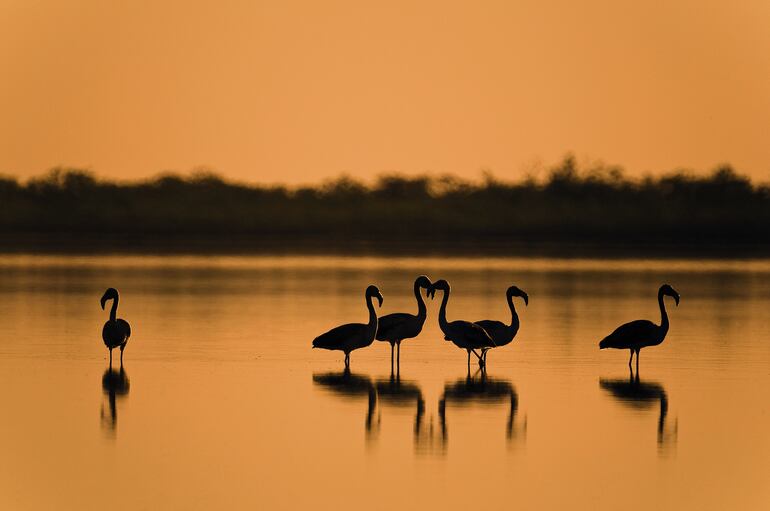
left=674, top=293, right=680, bottom=306
left=100, top=295, right=107, bottom=310
left=427, top=287, right=435, bottom=300
left=376, top=293, right=383, bottom=307
left=522, top=292, right=529, bottom=306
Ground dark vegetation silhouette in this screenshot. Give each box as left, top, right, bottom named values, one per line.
left=1, top=156, right=768, bottom=250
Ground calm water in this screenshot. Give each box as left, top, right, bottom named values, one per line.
left=0, top=254, right=768, bottom=510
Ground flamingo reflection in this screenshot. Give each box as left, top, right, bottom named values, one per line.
left=313, top=369, right=378, bottom=437
left=599, top=373, right=677, bottom=452
left=438, top=371, right=525, bottom=448
left=374, top=375, right=429, bottom=452
left=100, top=366, right=130, bottom=434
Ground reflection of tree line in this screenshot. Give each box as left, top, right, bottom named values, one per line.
left=313, top=369, right=525, bottom=454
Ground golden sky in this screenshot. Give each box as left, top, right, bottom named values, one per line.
left=1, top=0, right=769, bottom=184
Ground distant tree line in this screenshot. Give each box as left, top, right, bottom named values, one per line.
left=1, top=156, right=768, bottom=249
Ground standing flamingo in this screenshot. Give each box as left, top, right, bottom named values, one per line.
left=100, top=288, right=131, bottom=366
left=312, top=285, right=383, bottom=368
left=599, top=284, right=680, bottom=372
left=474, top=285, right=528, bottom=365
left=375, top=275, right=432, bottom=372
left=427, top=279, right=495, bottom=370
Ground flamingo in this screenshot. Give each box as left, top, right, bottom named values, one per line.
left=312, top=285, right=383, bottom=368
left=100, top=288, right=131, bottom=366
left=427, top=279, right=495, bottom=369
left=375, top=275, right=432, bottom=372
left=599, top=284, right=680, bottom=372
left=475, top=285, right=528, bottom=365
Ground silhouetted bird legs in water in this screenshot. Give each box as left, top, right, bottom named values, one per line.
left=628, top=348, right=640, bottom=373
left=388, top=340, right=403, bottom=374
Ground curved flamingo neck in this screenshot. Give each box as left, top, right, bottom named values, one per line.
left=414, top=281, right=427, bottom=320
left=658, top=290, right=669, bottom=333
left=438, top=288, right=450, bottom=333
left=366, top=293, right=378, bottom=331
left=507, top=293, right=519, bottom=330
left=109, top=296, right=118, bottom=322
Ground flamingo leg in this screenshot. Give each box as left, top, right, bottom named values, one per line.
left=397, top=340, right=401, bottom=368
left=635, top=349, right=640, bottom=374
left=467, top=350, right=471, bottom=371
left=109, top=348, right=113, bottom=367
left=120, top=343, right=125, bottom=365
left=390, top=342, right=394, bottom=372
left=628, top=349, right=634, bottom=369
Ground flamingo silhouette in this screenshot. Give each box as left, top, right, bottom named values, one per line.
left=375, top=275, right=432, bottom=372
left=475, top=285, right=528, bottom=366
left=427, top=279, right=495, bottom=370
left=599, top=284, right=680, bottom=371
left=100, top=288, right=131, bottom=366
left=312, top=285, right=383, bottom=368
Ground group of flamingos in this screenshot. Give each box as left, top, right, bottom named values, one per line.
left=99, top=278, right=680, bottom=372
left=311, top=276, right=680, bottom=372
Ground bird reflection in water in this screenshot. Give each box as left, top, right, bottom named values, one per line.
left=599, top=372, right=677, bottom=454
left=374, top=374, right=434, bottom=454
left=312, top=369, right=378, bottom=441
left=100, top=365, right=130, bottom=435
left=439, top=370, right=526, bottom=450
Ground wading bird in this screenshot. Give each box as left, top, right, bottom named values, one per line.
left=599, top=284, right=680, bottom=372
left=428, top=279, right=495, bottom=370
left=375, top=275, right=432, bottom=372
left=475, top=285, right=528, bottom=365
left=100, top=288, right=131, bottom=366
left=312, top=285, right=383, bottom=368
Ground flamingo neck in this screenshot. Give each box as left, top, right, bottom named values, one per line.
left=507, top=293, right=520, bottom=331
left=109, top=297, right=118, bottom=322
left=414, top=281, right=427, bottom=320
left=438, top=289, right=450, bottom=333
left=658, top=290, right=669, bottom=333
left=366, top=294, right=378, bottom=331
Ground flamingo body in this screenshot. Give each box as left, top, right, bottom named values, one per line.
left=375, top=276, right=431, bottom=370
left=599, top=284, right=680, bottom=371
left=428, top=279, right=495, bottom=368
left=312, top=285, right=383, bottom=367
left=100, top=288, right=131, bottom=365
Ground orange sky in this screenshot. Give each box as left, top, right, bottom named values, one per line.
left=1, top=0, right=769, bottom=184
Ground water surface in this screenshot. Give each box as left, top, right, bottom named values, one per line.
left=0, top=254, right=768, bottom=510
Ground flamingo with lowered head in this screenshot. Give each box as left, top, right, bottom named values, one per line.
left=100, top=288, right=131, bottom=366
left=599, top=284, right=680, bottom=372
left=475, top=285, right=528, bottom=365
left=375, top=275, right=432, bottom=371
left=312, top=285, right=383, bottom=368
left=427, top=279, right=495, bottom=369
